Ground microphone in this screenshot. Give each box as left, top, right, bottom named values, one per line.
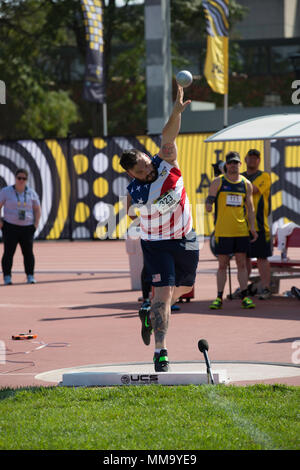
left=198, top=339, right=215, bottom=385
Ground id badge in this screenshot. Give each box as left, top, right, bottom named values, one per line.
left=226, top=194, right=242, bottom=207
left=153, top=189, right=181, bottom=214
left=18, top=209, right=26, bottom=221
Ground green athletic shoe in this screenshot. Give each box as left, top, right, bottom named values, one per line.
left=209, top=297, right=222, bottom=309
left=153, top=349, right=169, bottom=372
left=241, top=296, right=256, bottom=309
left=139, top=301, right=153, bottom=346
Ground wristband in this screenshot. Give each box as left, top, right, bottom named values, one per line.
left=205, top=195, right=216, bottom=205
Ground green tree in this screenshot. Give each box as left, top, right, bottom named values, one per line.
left=0, top=0, right=81, bottom=139
left=0, top=0, right=248, bottom=139
left=19, top=89, right=79, bottom=138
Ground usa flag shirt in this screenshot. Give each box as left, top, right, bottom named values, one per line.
left=127, top=155, right=192, bottom=241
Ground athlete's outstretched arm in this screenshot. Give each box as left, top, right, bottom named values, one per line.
left=158, top=85, right=191, bottom=165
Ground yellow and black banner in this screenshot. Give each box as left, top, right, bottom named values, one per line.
left=203, top=0, right=229, bottom=95
left=81, top=0, right=105, bottom=103
left=0, top=135, right=299, bottom=240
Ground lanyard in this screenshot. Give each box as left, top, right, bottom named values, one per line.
left=14, top=186, right=27, bottom=207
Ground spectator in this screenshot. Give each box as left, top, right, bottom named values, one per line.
left=242, top=149, right=272, bottom=299
left=0, top=168, right=41, bottom=285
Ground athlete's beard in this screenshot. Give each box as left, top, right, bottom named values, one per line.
left=144, top=166, right=158, bottom=183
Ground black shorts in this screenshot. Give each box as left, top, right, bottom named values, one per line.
left=214, top=236, right=250, bottom=255
left=141, top=231, right=199, bottom=287
left=247, top=231, right=272, bottom=259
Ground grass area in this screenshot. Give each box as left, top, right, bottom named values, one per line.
left=0, top=384, right=299, bottom=450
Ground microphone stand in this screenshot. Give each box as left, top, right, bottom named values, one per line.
left=198, top=339, right=215, bottom=385
left=203, top=349, right=215, bottom=385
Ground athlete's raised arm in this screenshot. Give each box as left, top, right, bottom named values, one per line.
left=158, top=85, right=191, bottom=166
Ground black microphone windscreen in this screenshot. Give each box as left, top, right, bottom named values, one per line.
left=198, top=339, right=209, bottom=352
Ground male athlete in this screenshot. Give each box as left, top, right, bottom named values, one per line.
left=242, top=149, right=272, bottom=299
left=206, top=151, right=258, bottom=309
left=120, top=85, right=199, bottom=372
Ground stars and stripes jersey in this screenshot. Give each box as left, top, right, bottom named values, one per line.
left=127, top=155, right=193, bottom=241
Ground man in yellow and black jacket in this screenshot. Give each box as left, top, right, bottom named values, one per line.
left=242, top=149, right=272, bottom=300
left=206, top=151, right=258, bottom=309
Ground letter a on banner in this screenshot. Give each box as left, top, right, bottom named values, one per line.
left=203, top=0, right=229, bottom=95
left=81, top=0, right=105, bottom=103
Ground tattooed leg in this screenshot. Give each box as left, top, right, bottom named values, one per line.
left=150, top=286, right=173, bottom=349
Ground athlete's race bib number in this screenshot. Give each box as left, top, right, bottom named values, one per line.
left=226, top=194, right=242, bottom=207
left=154, top=189, right=181, bottom=214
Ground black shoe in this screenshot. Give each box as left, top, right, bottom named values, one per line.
left=139, top=300, right=152, bottom=346
left=227, top=288, right=242, bottom=299
left=258, top=287, right=272, bottom=300
left=291, top=286, right=300, bottom=300
left=247, top=282, right=258, bottom=296
left=153, top=349, right=169, bottom=372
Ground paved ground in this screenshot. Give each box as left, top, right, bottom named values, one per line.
left=0, top=239, right=299, bottom=388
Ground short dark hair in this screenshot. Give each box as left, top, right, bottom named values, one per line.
left=120, top=149, right=142, bottom=171
left=247, top=149, right=260, bottom=158
left=15, top=168, right=28, bottom=178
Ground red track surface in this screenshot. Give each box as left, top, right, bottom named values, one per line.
left=0, top=240, right=299, bottom=388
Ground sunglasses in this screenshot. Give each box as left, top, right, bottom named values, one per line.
left=16, top=176, right=27, bottom=180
